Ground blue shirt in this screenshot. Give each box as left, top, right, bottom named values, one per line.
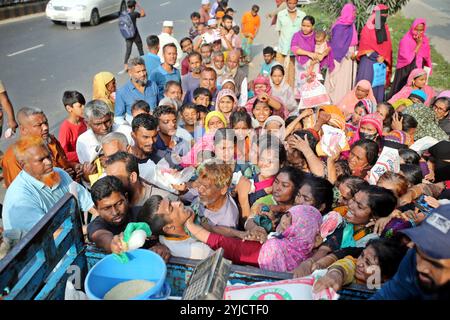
left=149, top=65, right=181, bottom=101
left=142, top=53, right=162, bottom=79
left=115, top=79, right=159, bottom=118
left=370, top=248, right=448, bottom=300
left=2, top=168, right=94, bottom=233
left=152, top=133, right=190, bottom=169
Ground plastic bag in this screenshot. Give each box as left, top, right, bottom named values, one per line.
left=154, top=158, right=195, bottom=193
left=64, top=280, right=88, bottom=300
left=367, top=147, right=400, bottom=185
left=372, top=62, right=387, bottom=88
left=298, top=80, right=331, bottom=111
left=316, top=125, right=350, bottom=157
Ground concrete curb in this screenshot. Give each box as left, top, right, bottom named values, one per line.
left=0, top=1, right=47, bottom=21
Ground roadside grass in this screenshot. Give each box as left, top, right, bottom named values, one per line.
left=304, top=4, right=450, bottom=90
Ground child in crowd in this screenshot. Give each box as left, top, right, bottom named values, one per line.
left=58, top=90, right=87, bottom=163
left=310, top=30, right=333, bottom=81
left=192, top=87, right=212, bottom=109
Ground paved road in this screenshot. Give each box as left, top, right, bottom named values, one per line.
left=403, top=0, right=450, bottom=63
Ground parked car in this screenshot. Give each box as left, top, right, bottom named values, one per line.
left=45, top=0, right=127, bottom=26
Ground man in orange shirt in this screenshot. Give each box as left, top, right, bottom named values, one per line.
left=1, top=107, right=89, bottom=187
left=240, top=4, right=261, bottom=63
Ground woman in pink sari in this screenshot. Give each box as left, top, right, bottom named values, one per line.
left=337, top=80, right=377, bottom=117
left=388, top=68, right=435, bottom=106
left=324, top=3, right=359, bottom=104
left=390, top=19, right=432, bottom=98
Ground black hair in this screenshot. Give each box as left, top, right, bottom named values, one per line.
left=351, top=139, right=379, bottom=166
left=62, top=90, right=86, bottom=107
left=231, top=25, right=240, bottom=34
left=91, top=175, right=127, bottom=206
left=252, top=99, right=273, bottom=112
left=153, top=104, right=177, bottom=119
left=299, top=173, right=334, bottom=214
left=335, top=160, right=352, bottom=179
left=398, top=148, right=420, bottom=165
left=400, top=113, right=418, bottom=132
left=127, top=0, right=136, bottom=8
left=378, top=102, right=395, bottom=129
left=223, top=14, right=233, bottom=22
left=180, top=37, right=193, bottom=46
left=270, top=64, right=285, bottom=76
left=193, top=87, right=212, bottom=100
left=292, top=130, right=319, bottom=152
left=277, top=166, right=305, bottom=202
left=146, top=35, right=159, bottom=49
left=131, top=100, right=150, bottom=114
left=225, top=8, right=235, bottom=14
left=263, top=46, right=275, bottom=56
left=104, top=151, right=140, bottom=176
left=163, top=42, right=177, bottom=53
left=164, top=80, right=182, bottom=93
left=251, top=5, right=260, bottom=12
left=400, top=163, right=423, bottom=186
left=190, top=12, right=201, bottom=19
left=336, top=175, right=369, bottom=196
left=230, top=108, right=252, bottom=129
left=359, top=185, right=397, bottom=218
left=139, top=195, right=166, bottom=235
left=131, top=113, right=158, bottom=132
left=366, top=238, right=408, bottom=280
left=258, top=133, right=287, bottom=165
left=284, top=115, right=297, bottom=127
left=195, top=104, right=210, bottom=115
left=302, top=15, right=315, bottom=25
left=214, top=128, right=235, bottom=145
left=179, top=103, right=198, bottom=114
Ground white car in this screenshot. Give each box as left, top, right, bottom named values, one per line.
left=46, top=0, right=127, bottom=26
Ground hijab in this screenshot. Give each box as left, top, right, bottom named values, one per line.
left=258, top=205, right=322, bottom=272
left=350, top=112, right=384, bottom=145
left=388, top=68, right=435, bottom=106
left=291, top=28, right=316, bottom=66
left=338, top=80, right=377, bottom=116
left=330, top=3, right=358, bottom=63
left=428, top=141, right=450, bottom=183
left=245, top=75, right=287, bottom=118
left=357, top=4, right=392, bottom=68
left=215, top=89, right=238, bottom=113
left=92, top=72, right=115, bottom=112
left=403, top=103, right=449, bottom=141
left=204, top=111, right=228, bottom=133
left=262, top=116, right=286, bottom=140
left=319, top=105, right=346, bottom=131
left=396, top=19, right=432, bottom=71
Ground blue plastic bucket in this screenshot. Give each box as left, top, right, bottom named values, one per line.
left=85, top=249, right=167, bottom=300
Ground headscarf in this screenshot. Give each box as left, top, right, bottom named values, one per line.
left=388, top=68, right=435, bottom=106
left=290, top=29, right=316, bottom=66
left=245, top=75, right=287, bottom=118
left=215, top=89, right=238, bottom=113
left=409, top=89, right=427, bottom=104
left=392, top=98, right=413, bottom=110
left=330, top=3, right=358, bottom=63
left=428, top=141, right=450, bottom=183
left=338, top=80, right=377, bottom=116
left=350, top=112, right=383, bottom=145
left=258, top=205, right=322, bottom=272
left=403, top=103, right=449, bottom=141
left=396, top=19, right=432, bottom=71
left=204, top=111, right=227, bottom=133
left=92, top=72, right=115, bottom=112
left=437, top=90, right=450, bottom=99
left=319, top=105, right=346, bottom=131
left=384, top=129, right=414, bottom=147
left=357, top=5, right=392, bottom=70
left=262, top=116, right=286, bottom=140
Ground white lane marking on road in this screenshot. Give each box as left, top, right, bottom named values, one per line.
left=109, top=18, right=119, bottom=24
left=7, top=44, right=44, bottom=57
left=160, top=1, right=171, bottom=6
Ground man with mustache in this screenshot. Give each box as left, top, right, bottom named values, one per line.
left=223, top=49, right=247, bottom=97
left=2, top=136, right=96, bottom=234
left=1, top=107, right=80, bottom=187
left=181, top=52, right=203, bottom=103
left=115, top=57, right=159, bottom=125
left=371, top=205, right=450, bottom=300
left=149, top=43, right=181, bottom=101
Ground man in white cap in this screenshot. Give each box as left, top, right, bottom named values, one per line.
left=158, top=21, right=183, bottom=69
left=199, top=0, right=211, bottom=24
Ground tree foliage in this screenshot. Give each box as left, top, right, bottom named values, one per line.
left=315, top=0, right=411, bottom=31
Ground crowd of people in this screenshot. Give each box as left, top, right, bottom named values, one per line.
left=1, top=0, right=450, bottom=300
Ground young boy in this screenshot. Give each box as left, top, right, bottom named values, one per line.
left=189, top=12, right=201, bottom=40
left=260, top=46, right=278, bottom=77
left=192, top=87, right=212, bottom=109
left=58, top=91, right=87, bottom=163
left=179, top=104, right=199, bottom=138
left=131, top=100, right=151, bottom=118
left=196, top=104, right=210, bottom=126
